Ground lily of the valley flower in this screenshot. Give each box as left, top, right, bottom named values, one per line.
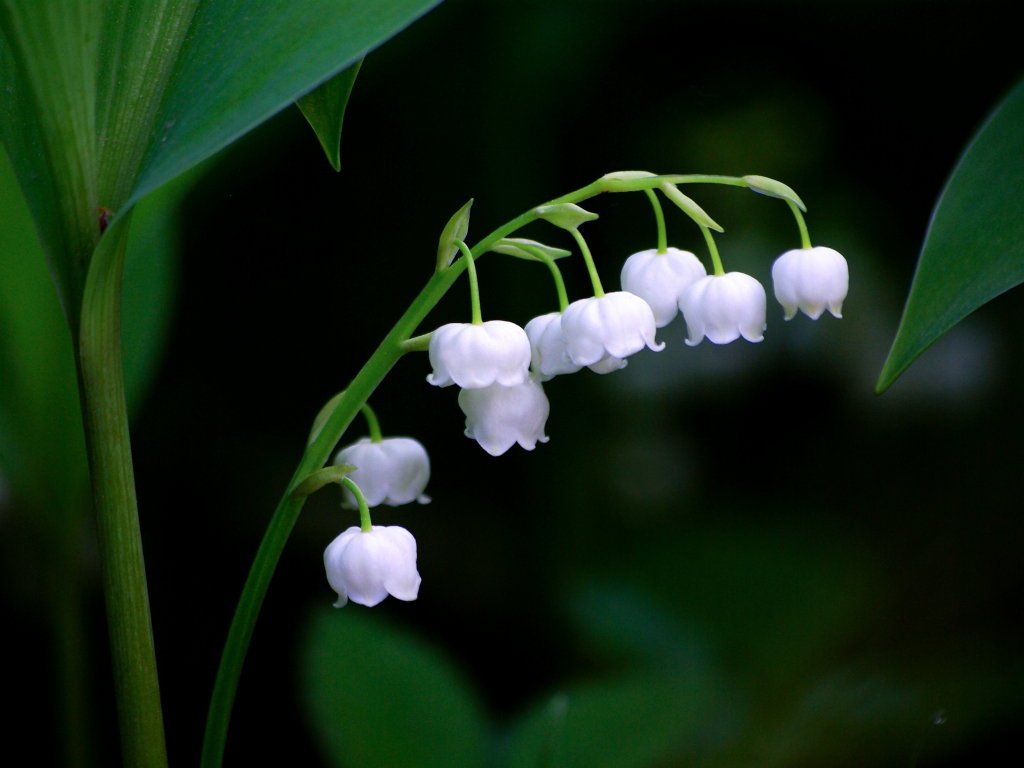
left=458, top=379, right=550, bottom=456
left=560, top=292, right=664, bottom=372
left=324, top=525, right=421, bottom=607
left=771, top=246, right=849, bottom=320
left=620, top=247, right=707, bottom=327
left=427, top=321, right=531, bottom=389
left=333, top=437, right=431, bottom=508
left=681, top=272, right=767, bottom=345
left=524, top=312, right=582, bottom=381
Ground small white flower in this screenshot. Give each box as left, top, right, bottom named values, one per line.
left=620, top=247, right=707, bottom=327
left=771, top=246, right=849, bottom=320
left=458, top=379, right=550, bottom=456
left=524, top=312, right=582, bottom=381
left=333, top=437, right=431, bottom=508
left=560, top=292, right=664, bottom=369
left=681, top=272, right=767, bottom=345
left=427, top=321, right=531, bottom=389
left=324, top=525, right=421, bottom=607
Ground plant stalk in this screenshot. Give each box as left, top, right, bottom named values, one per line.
left=77, top=214, right=168, bottom=768
left=200, top=170, right=777, bottom=768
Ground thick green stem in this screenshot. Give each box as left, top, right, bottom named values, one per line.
left=701, top=226, right=725, bottom=276
left=77, top=214, right=168, bottom=768
left=360, top=403, right=383, bottom=443
left=341, top=478, right=373, bottom=532
left=200, top=170, right=762, bottom=768
left=787, top=199, right=812, bottom=249
left=570, top=228, right=604, bottom=297
left=644, top=188, right=668, bottom=253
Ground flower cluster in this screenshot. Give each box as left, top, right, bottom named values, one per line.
left=317, top=173, right=849, bottom=609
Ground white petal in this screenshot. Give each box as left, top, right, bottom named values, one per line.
left=681, top=273, right=767, bottom=345
left=376, top=526, right=421, bottom=602
left=620, top=247, right=707, bottom=327
left=525, top=312, right=582, bottom=379
left=427, top=321, right=531, bottom=389
left=771, top=247, right=849, bottom=321
left=458, top=379, right=550, bottom=456
left=561, top=292, right=663, bottom=367
left=587, top=355, right=628, bottom=374
left=333, top=437, right=430, bottom=508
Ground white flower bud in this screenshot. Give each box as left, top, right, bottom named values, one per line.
left=680, top=272, right=767, bottom=345
left=324, top=525, right=421, bottom=607
left=458, top=379, right=550, bottom=456
left=771, top=246, right=849, bottom=320
left=560, top=292, right=664, bottom=369
left=620, top=247, right=707, bottom=327
left=524, top=312, right=582, bottom=381
left=333, top=437, right=431, bottom=508
left=427, top=321, right=531, bottom=389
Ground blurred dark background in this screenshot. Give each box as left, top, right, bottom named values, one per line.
left=3, top=1, right=1024, bottom=766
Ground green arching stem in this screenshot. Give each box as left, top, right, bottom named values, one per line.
left=200, top=170, right=776, bottom=768
left=455, top=239, right=482, bottom=324
left=341, top=478, right=373, bottom=532
left=360, top=403, right=383, bottom=443
left=787, top=199, right=812, bottom=249
left=644, top=188, right=668, bottom=253
left=570, top=228, right=605, bottom=297
left=531, top=251, right=570, bottom=312
left=701, top=226, right=725, bottom=276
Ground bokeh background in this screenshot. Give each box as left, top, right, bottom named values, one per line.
left=2, top=1, right=1024, bottom=766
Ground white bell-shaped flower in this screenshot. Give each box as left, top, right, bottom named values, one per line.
left=324, top=525, right=421, bottom=607
left=587, top=355, right=628, bottom=374
left=560, top=292, right=664, bottom=370
left=771, top=246, right=849, bottom=320
left=427, top=321, right=531, bottom=389
left=620, top=247, right=707, bottom=327
left=458, top=379, right=550, bottom=456
left=524, top=312, right=582, bottom=381
left=681, top=272, right=767, bottom=345
left=333, top=437, right=431, bottom=508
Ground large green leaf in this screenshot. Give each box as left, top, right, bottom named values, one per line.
left=1, top=0, right=442, bottom=325
left=297, top=59, right=363, bottom=172
left=877, top=78, right=1024, bottom=392
left=300, top=608, right=488, bottom=768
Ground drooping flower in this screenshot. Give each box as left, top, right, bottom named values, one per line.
left=771, top=246, right=849, bottom=320
left=324, top=525, right=421, bottom=607
left=524, top=312, right=582, bottom=381
left=620, top=247, right=707, bottom=327
left=333, top=437, right=431, bottom=508
left=560, top=292, right=664, bottom=371
left=427, top=321, right=531, bottom=389
left=458, top=379, right=550, bottom=456
left=680, top=272, right=767, bottom=345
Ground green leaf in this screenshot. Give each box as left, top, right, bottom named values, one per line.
left=297, top=59, right=363, bottom=172
left=504, top=675, right=722, bottom=768
left=437, top=199, right=474, bottom=270
left=742, top=174, right=806, bottom=211
left=300, top=607, right=488, bottom=768
left=490, top=238, right=572, bottom=262
left=534, top=203, right=599, bottom=231
left=1, top=0, right=443, bottom=321
left=877, top=78, right=1024, bottom=392
left=658, top=183, right=723, bottom=232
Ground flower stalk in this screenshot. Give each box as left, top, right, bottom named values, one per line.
left=644, top=188, right=668, bottom=253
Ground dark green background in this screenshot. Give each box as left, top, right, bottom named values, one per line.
left=2, top=1, right=1023, bottom=765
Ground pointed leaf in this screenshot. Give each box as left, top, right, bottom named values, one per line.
left=877, top=78, right=1024, bottom=392
left=534, top=203, right=599, bottom=231
left=743, top=174, right=806, bottom=211
left=659, top=183, right=723, bottom=232
left=437, top=199, right=473, bottom=270
left=296, top=59, right=363, bottom=172
left=490, top=237, right=571, bottom=261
